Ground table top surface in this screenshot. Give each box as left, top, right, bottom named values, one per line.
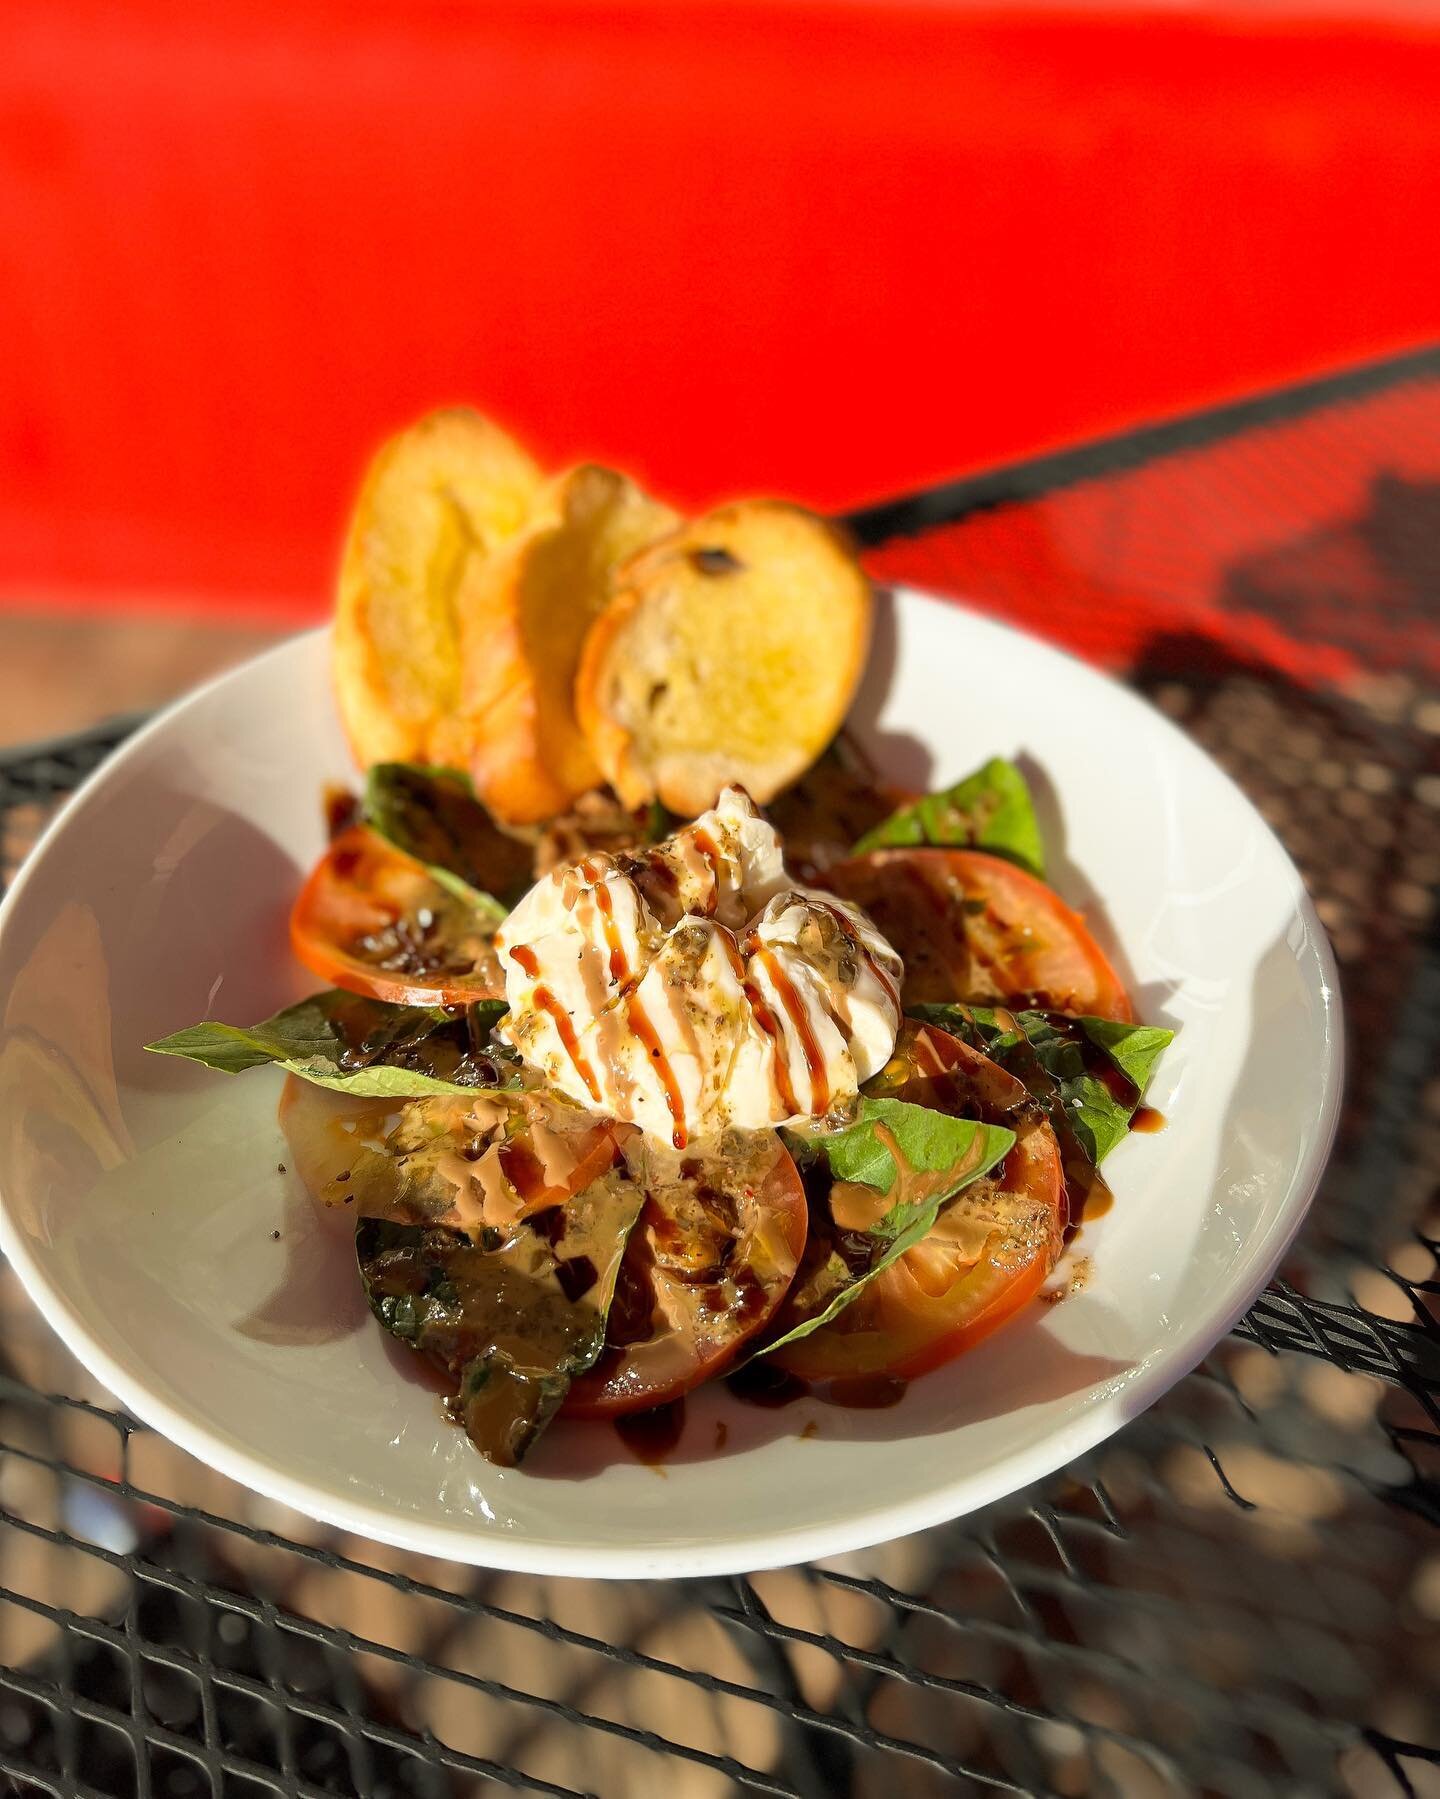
left=0, top=346, right=1435, bottom=1799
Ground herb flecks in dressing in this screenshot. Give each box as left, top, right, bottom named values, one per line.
left=358, top=1164, right=643, bottom=1465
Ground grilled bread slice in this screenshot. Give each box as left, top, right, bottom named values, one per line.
left=445, top=464, right=679, bottom=824
left=333, top=408, right=542, bottom=768
left=575, top=502, right=872, bottom=815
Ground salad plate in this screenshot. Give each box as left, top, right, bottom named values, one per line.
left=0, top=587, right=1341, bottom=1577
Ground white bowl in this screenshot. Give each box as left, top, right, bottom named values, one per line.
left=0, top=589, right=1342, bottom=1578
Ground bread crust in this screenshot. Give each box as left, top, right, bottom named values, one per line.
left=575, top=501, right=872, bottom=815
left=452, top=464, right=678, bottom=823
left=332, top=408, right=542, bottom=772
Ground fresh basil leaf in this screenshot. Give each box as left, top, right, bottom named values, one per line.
left=853, top=756, right=1045, bottom=876
left=464, top=997, right=510, bottom=1038
left=147, top=990, right=441, bottom=1073
left=363, top=763, right=533, bottom=917
left=451, top=1355, right=572, bottom=1468
left=357, top=1165, right=644, bottom=1465
left=425, top=865, right=506, bottom=920
left=766, top=1100, right=1013, bottom=1352
left=817, top=1099, right=1014, bottom=1224
left=1076, top=1017, right=1173, bottom=1095
left=762, top=1205, right=955, bottom=1353
left=906, top=1003, right=1172, bottom=1166
left=277, top=1058, right=500, bottom=1099
left=147, top=989, right=512, bottom=1096
left=333, top=1086, right=599, bottom=1234
left=1056, top=1068, right=1133, bottom=1164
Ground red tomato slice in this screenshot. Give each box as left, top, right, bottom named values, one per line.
left=290, top=826, right=505, bottom=1007
left=564, top=1134, right=808, bottom=1417
left=823, top=848, right=1133, bottom=1021
left=278, top=1074, right=618, bottom=1232
left=496, top=1115, right=620, bottom=1212
left=772, top=1022, right=1065, bottom=1383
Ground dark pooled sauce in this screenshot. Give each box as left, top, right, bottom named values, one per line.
left=724, top=1362, right=908, bottom=1413
left=1077, top=1178, right=1114, bottom=1221
left=1019, top=1016, right=1157, bottom=1222
left=613, top=1399, right=686, bottom=1463
left=324, top=784, right=360, bottom=840
left=1063, top=1160, right=1114, bottom=1235
left=726, top=1360, right=808, bottom=1408
left=826, top=1373, right=907, bottom=1409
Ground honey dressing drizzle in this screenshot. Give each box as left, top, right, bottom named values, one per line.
left=816, top=899, right=901, bottom=1011
left=591, top=880, right=630, bottom=985
left=534, top=991, right=603, bottom=1105
left=626, top=992, right=688, bottom=1148
left=510, top=944, right=604, bottom=1106
left=689, top=827, right=723, bottom=915
left=742, top=972, right=800, bottom=1118
left=756, top=947, right=829, bottom=1115
left=713, top=931, right=799, bottom=1118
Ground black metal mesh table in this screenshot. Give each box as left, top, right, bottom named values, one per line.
left=0, top=349, right=1437, bottom=1798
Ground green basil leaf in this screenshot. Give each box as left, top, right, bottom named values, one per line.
left=147, top=989, right=512, bottom=1096
left=766, top=1100, right=1013, bottom=1352
left=146, top=990, right=442, bottom=1073
left=357, top=1165, right=644, bottom=1464
left=451, top=1356, right=572, bottom=1468
left=426, top=865, right=507, bottom=921
left=853, top=756, right=1044, bottom=876
left=363, top=762, right=534, bottom=917
left=906, top=1003, right=1172, bottom=1166
left=1076, top=1017, right=1173, bottom=1095
left=1060, top=1071, right=1133, bottom=1164
left=276, top=1059, right=500, bottom=1099
left=817, top=1099, right=1014, bottom=1229
left=761, top=1205, right=954, bottom=1353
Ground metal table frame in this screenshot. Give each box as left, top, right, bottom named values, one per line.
left=0, top=346, right=1436, bottom=1797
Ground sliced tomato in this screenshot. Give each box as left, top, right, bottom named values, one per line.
left=772, top=1022, right=1065, bottom=1383
left=496, top=1112, right=621, bottom=1212
left=277, top=1077, right=401, bottom=1242
left=278, top=1075, right=618, bottom=1233
left=290, top=825, right=504, bottom=1007
left=823, top=847, right=1133, bottom=1021
left=564, top=1133, right=808, bottom=1417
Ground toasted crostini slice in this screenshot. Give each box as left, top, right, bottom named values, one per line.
left=446, top=464, right=678, bottom=824
left=333, top=408, right=543, bottom=769
left=575, top=501, right=872, bottom=815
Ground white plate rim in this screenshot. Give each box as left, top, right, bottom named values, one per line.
left=0, top=591, right=1345, bottom=1577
